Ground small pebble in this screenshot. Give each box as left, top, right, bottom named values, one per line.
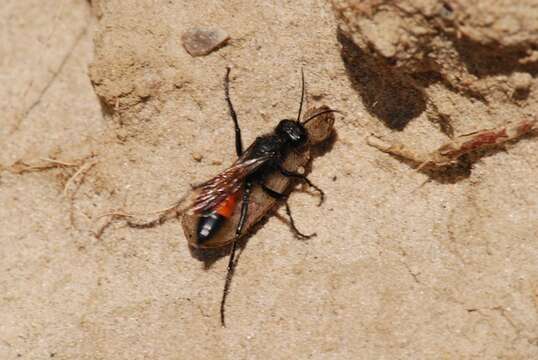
left=439, top=2, right=454, bottom=19
left=310, top=91, right=325, bottom=101
left=191, top=152, right=203, bottom=162
left=134, top=81, right=151, bottom=99
left=509, top=72, right=532, bottom=91
left=182, top=27, right=230, bottom=57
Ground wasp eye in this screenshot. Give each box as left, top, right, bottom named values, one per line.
left=276, top=119, right=307, bottom=146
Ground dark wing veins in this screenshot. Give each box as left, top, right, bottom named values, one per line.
left=191, top=155, right=270, bottom=214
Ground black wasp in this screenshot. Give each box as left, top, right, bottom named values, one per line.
left=128, top=67, right=338, bottom=326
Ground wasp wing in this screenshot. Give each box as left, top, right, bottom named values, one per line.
left=191, top=154, right=271, bottom=214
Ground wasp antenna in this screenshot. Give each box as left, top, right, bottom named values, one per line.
left=302, top=109, right=343, bottom=125
left=296, top=67, right=305, bottom=123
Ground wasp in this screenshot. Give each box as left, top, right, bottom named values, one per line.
left=127, top=67, right=338, bottom=326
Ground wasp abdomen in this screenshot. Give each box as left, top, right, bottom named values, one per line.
left=196, top=192, right=239, bottom=244
left=197, top=212, right=225, bottom=244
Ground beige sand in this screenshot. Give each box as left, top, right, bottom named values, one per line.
left=1, top=0, right=537, bottom=358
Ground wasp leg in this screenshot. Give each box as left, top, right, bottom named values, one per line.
left=261, top=184, right=316, bottom=239
left=220, top=180, right=252, bottom=327
left=279, top=167, right=325, bottom=206
left=225, top=67, right=243, bottom=157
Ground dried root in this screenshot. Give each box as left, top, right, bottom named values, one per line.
left=63, top=159, right=97, bottom=197
left=94, top=191, right=195, bottom=239
left=368, top=118, right=537, bottom=171
left=2, top=155, right=98, bottom=191
left=2, top=155, right=98, bottom=228
left=2, top=157, right=82, bottom=174
left=64, top=158, right=98, bottom=227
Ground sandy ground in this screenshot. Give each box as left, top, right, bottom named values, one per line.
left=1, top=0, right=537, bottom=359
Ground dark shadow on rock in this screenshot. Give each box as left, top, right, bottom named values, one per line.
left=311, top=128, right=338, bottom=159
left=337, top=29, right=426, bottom=131
left=379, top=131, right=537, bottom=184
left=513, top=87, right=531, bottom=101
left=419, top=156, right=473, bottom=184
left=378, top=150, right=472, bottom=184
left=454, top=36, right=538, bottom=78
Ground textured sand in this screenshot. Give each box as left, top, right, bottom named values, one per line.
left=1, top=0, right=537, bottom=358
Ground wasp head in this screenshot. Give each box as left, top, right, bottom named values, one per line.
left=276, top=119, right=308, bottom=147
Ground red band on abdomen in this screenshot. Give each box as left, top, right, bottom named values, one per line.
left=215, top=192, right=240, bottom=218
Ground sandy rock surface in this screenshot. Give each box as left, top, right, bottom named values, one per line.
left=1, top=0, right=537, bottom=358
left=332, top=0, right=538, bottom=133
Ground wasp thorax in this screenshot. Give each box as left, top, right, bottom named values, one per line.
left=276, top=119, right=308, bottom=147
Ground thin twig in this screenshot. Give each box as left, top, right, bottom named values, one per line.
left=63, top=159, right=97, bottom=197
